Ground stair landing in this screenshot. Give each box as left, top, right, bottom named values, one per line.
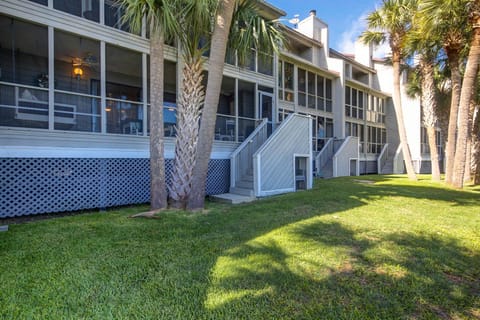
left=210, top=193, right=256, bottom=204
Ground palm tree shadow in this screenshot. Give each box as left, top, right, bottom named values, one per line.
left=205, top=220, right=480, bottom=319
left=321, top=176, right=480, bottom=208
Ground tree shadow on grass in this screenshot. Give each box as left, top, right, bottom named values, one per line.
left=2, top=176, right=479, bottom=319
left=321, top=175, right=480, bottom=208
left=204, top=221, right=480, bottom=319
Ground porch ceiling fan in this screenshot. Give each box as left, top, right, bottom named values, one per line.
left=72, top=52, right=98, bottom=68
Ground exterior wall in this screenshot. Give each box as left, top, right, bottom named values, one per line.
left=374, top=61, right=423, bottom=163
left=297, top=14, right=329, bottom=69
left=254, top=114, right=312, bottom=196
left=328, top=59, right=346, bottom=139
left=333, top=136, right=359, bottom=177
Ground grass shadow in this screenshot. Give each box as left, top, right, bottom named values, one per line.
left=1, top=175, right=479, bottom=318
left=206, top=220, right=480, bottom=319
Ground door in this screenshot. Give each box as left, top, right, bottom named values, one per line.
left=258, top=91, right=274, bottom=135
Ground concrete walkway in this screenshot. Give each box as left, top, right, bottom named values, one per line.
left=210, top=193, right=256, bottom=204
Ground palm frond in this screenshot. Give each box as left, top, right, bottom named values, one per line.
left=228, top=0, right=284, bottom=65
left=360, top=30, right=386, bottom=46
left=117, top=0, right=181, bottom=42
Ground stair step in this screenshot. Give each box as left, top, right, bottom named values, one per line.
left=242, top=174, right=253, bottom=182
left=230, top=187, right=254, bottom=197
left=236, top=180, right=253, bottom=189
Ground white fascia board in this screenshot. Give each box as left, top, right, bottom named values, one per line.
left=0, top=145, right=234, bottom=159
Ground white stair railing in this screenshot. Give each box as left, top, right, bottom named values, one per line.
left=315, top=138, right=334, bottom=176
left=393, top=144, right=404, bottom=174
left=377, top=143, right=389, bottom=174
left=230, top=118, right=268, bottom=189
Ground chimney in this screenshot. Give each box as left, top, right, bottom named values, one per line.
left=309, top=10, right=316, bottom=17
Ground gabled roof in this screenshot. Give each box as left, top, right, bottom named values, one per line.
left=329, top=48, right=377, bottom=74
left=279, top=24, right=323, bottom=48
left=255, top=1, right=287, bottom=20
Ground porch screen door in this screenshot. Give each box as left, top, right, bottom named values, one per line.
left=258, top=91, right=273, bottom=135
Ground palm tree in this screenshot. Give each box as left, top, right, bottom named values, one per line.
left=405, top=54, right=442, bottom=181
left=168, top=0, right=216, bottom=209
left=361, top=0, right=418, bottom=181
left=187, top=0, right=284, bottom=210
left=419, top=0, right=470, bottom=184
left=404, top=11, right=443, bottom=181
left=418, top=54, right=442, bottom=181
left=119, top=0, right=179, bottom=213
left=451, top=0, right=480, bottom=188
left=186, top=0, right=236, bottom=211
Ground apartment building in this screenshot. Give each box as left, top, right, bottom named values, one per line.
left=0, top=1, right=440, bottom=217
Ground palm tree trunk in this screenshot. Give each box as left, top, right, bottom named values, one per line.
left=473, top=104, right=480, bottom=185
left=420, top=54, right=440, bottom=181
left=149, top=28, right=168, bottom=211
left=392, top=51, right=417, bottom=180
left=444, top=49, right=462, bottom=184
left=465, top=135, right=472, bottom=182
left=452, top=14, right=480, bottom=189
left=187, top=0, right=236, bottom=211
left=427, top=127, right=441, bottom=181
left=169, top=56, right=205, bottom=209
left=420, top=55, right=441, bottom=181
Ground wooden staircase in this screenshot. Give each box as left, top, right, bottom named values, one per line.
left=230, top=169, right=254, bottom=197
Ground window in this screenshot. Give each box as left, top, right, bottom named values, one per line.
left=346, top=121, right=366, bottom=152
left=325, top=78, right=332, bottom=112
left=215, top=76, right=236, bottom=141
left=297, top=68, right=306, bottom=107
left=366, top=95, right=385, bottom=124
left=258, top=51, right=273, bottom=76
left=105, top=0, right=136, bottom=34
left=278, top=60, right=294, bottom=102
left=54, top=0, right=100, bottom=23
left=317, top=75, right=325, bottom=111
left=345, top=88, right=351, bottom=117
left=307, top=72, right=316, bottom=109
left=54, top=30, right=101, bottom=132
left=239, top=49, right=256, bottom=72
left=367, top=126, right=386, bottom=154
left=29, top=0, right=48, bottom=5
left=345, top=86, right=364, bottom=120
left=106, top=44, right=143, bottom=134
left=0, top=16, right=49, bottom=129
left=278, top=108, right=293, bottom=123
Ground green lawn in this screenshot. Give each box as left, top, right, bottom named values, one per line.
left=1, top=175, right=479, bottom=319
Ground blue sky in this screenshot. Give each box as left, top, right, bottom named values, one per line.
left=268, top=0, right=381, bottom=54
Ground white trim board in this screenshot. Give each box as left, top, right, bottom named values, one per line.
left=0, top=145, right=233, bottom=159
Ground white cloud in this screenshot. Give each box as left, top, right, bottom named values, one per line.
left=336, top=11, right=391, bottom=59
left=337, top=14, right=367, bottom=55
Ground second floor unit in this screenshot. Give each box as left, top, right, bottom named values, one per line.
left=0, top=0, right=441, bottom=168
